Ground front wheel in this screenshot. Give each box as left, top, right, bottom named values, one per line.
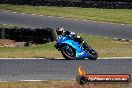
left=88, top=47, right=98, bottom=60
left=60, top=45, right=76, bottom=60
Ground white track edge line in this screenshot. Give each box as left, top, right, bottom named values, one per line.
left=0, top=79, right=76, bottom=82
left=0, top=58, right=45, bottom=59
left=0, top=57, right=132, bottom=60
left=0, top=80, right=47, bottom=82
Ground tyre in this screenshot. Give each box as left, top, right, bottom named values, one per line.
left=76, top=76, right=87, bottom=85
left=60, top=45, right=76, bottom=60
left=88, top=48, right=98, bottom=60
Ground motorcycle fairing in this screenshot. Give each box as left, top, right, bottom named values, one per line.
left=57, top=35, right=90, bottom=59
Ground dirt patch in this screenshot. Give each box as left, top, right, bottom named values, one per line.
left=0, top=39, right=32, bottom=47
left=0, top=39, right=15, bottom=47
left=0, top=81, right=130, bottom=88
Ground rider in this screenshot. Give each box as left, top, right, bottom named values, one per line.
left=56, top=27, right=89, bottom=51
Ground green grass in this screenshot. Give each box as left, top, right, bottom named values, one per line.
left=0, top=34, right=132, bottom=58
left=0, top=4, right=132, bottom=24
left=0, top=24, right=23, bottom=28
left=0, top=24, right=10, bottom=27
left=0, top=81, right=131, bottom=88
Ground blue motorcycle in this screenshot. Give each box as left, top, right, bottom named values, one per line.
left=55, top=35, right=98, bottom=60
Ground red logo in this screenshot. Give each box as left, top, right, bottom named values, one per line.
left=76, top=66, right=131, bottom=85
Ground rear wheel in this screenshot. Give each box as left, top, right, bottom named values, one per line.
left=60, top=45, right=76, bottom=60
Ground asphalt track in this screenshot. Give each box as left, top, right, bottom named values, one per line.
left=0, top=11, right=132, bottom=40
left=0, top=58, right=132, bottom=81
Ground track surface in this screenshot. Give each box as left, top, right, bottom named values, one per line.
left=0, top=59, right=132, bottom=81
left=0, top=11, right=132, bottom=40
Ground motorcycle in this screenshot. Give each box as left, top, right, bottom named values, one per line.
left=55, top=34, right=98, bottom=60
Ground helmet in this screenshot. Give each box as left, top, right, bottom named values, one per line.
left=56, top=27, right=64, bottom=35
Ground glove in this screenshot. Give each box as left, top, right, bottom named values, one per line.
left=76, top=35, right=81, bottom=38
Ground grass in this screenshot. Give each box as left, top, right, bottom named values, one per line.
left=0, top=4, right=132, bottom=24
left=0, top=24, right=16, bottom=28
left=0, top=24, right=23, bottom=28
left=0, top=34, right=132, bottom=58
left=0, top=5, right=132, bottom=58
left=0, top=81, right=131, bottom=88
